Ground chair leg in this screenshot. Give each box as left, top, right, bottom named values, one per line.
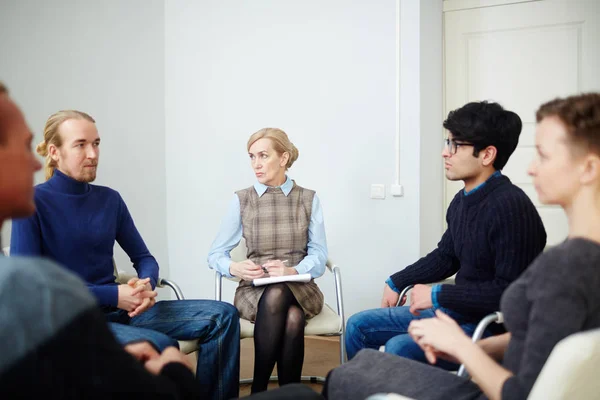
left=340, top=332, right=346, bottom=364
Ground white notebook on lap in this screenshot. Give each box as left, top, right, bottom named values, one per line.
left=252, top=273, right=312, bottom=287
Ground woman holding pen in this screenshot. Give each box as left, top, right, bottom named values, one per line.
left=208, top=128, right=328, bottom=393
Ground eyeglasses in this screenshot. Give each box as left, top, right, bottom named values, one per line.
left=444, top=138, right=474, bottom=155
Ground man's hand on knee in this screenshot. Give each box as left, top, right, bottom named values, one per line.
left=381, top=284, right=402, bottom=308
left=409, top=284, right=433, bottom=315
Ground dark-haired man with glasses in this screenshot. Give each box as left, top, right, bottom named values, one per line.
left=345, top=101, right=547, bottom=369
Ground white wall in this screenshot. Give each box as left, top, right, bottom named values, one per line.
left=165, top=0, right=443, bottom=317
left=1, top=0, right=443, bottom=317
left=0, top=0, right=168, bottom=278
left=419, top=1, right=445, bottom=254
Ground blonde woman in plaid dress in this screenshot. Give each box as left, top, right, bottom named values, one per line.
left=208, top=128, right=328, bottom=393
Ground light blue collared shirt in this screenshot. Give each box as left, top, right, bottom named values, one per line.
left=208, top=176, right=328, bottom=279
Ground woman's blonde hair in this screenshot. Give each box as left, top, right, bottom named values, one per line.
left=247, top=128, right=299, bottom=169
left=37, top=110, right=95, bottom=180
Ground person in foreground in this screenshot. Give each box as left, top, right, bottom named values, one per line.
left=208, top=128, right=328, bottom=393
left=9, top=109, right=239, bottom=400
left=0, top=82, right=204, bottom=399
left=324, top=93, right=600, bottom=400
left=345, top=101, right=546, bottom=368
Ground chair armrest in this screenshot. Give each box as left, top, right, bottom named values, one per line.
left=394, top=277, right=456, bottom=307
left=115, top=270, right=186, bottom=300
left=158, top=278, right=185, bottom=300
left=396, top=285, right=414, bottom=306
left=457, top=311, right=503, bottom=378
left=471, top=312, right=504, bottom=342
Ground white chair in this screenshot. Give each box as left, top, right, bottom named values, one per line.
left=528, top=327, right=600, bottom=400
left=214, top=239, right=346, bottom=383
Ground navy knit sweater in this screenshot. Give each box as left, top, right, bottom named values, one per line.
left=10, top=169, right=158, bottom=307
left=390, top=175, right=547, bottom=320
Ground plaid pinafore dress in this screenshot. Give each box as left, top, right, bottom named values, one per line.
left=233, top=182, right=324, bottom=322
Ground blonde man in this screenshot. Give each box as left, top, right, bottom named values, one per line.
left=10, top=110, right=239, bottom=400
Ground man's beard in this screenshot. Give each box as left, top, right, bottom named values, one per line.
left=82, top=173, right=96, bottom=183
left=80, top=166, right=97, bottom=183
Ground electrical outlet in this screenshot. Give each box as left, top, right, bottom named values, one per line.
left=391, top=184, right=404, bottom=197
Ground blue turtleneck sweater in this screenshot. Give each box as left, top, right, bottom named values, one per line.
left=10, top=170, right=158, bottom=307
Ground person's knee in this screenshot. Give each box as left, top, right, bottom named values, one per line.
left=285, top=306, right=305, bottom=334
left=213, top=301, right=239, bottom=333
left=132, top=332, right=178, bottom=352
left=346, top=311, right=369, bottom=338
left=217, top=301, right=238, bottom=319
left=384, top=335, right=422, bottom=359
left=260, top=284, right=289, bottom=315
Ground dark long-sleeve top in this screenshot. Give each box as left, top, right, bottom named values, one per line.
left=10, top=169, right=158, bottom=307
left=499, top=238, right=600, bottom=399
left=0, top=255, right=203, bottom=399
left=390, top=175, right=547, bottom=320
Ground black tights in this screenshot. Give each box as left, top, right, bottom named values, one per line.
left=251, top=284, right=306, bottom=393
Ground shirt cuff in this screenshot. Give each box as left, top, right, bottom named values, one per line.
left=431, top=284, right=442, bottom=309
left=386, top=277, right=401, bottom=294
left=217, top=257, right=234, bottom=278
left=294, top=263, right=309, bottom=275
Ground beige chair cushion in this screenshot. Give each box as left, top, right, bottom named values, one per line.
left=178, top=339, right=199, bottom=355
left=528, top=328, right=600, bottom=400
left=239, top=303, right=342, bottom=339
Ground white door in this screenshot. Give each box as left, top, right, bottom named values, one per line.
left=444, top=0, right=600, bottom=246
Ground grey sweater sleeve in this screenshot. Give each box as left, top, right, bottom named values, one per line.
left=501, top=249, right=590, bottom=400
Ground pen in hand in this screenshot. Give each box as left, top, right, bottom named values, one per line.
left=261, top=259, right=288, bottom=274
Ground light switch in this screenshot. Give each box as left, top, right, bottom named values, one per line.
left=370, top=184, right=386, bottom=199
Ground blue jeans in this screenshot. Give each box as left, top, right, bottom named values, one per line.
left=105, top=300, right=240, bottom=400
left=345, top=306, right=491, bottom=370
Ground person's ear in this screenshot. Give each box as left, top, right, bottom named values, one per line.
left=280, top=152, right=290, bottom=168
left=580, top=154, right=600, bottom=186
left=481, top=146, right=498, bottom=168
left=48, top=144, right=60, bottom=162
